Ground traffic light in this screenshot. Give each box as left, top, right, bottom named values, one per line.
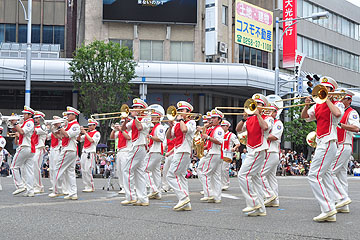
left=306, top=74, right=320, bottom=94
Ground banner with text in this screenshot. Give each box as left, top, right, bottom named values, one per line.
left=283, top=0, right=297, bottom=68
left=235, top=0, right=273, bottom=53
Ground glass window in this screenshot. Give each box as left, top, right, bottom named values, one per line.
left=337, top=15, right=342, bottom=33
left=313, top=41, right=319, bottom=59
left=222, top=5, right=228, bottom=26
left=182, top=42, right=194, bottom=62
left=303, top=1, right=311, bottom=21
left=324, top=45, right=333, bottom=63
left=297, top=0, right=303, bottom=17
left=5, top=24, right=16, bottom=42
left=54, top=26, right=64, bottom=49
left=256, top=49, right=262, bottom=67
left=239, top=45, right=244, bottom=63
left=350, top=54, right=355, bottom=71
left=341, top=18, right=350, bottom=36
left=18, top=25, right=27, bottom=43
left=42, top=25, right=53, bottom=44
left=297, top=35, right=302, bottom=52
left=121, top=40, right=133, bottom=51
left=0, top=24, right=4, bottom=43
left=342, top=51, right=350, bottom=69
left=337, top=50, right=342, bottom=66
left=262, top=51, right=268, bottom=68
left=350, top=22, right=355, bottom=39
left=140, top=40, right=151, bottom=60
left=303, top=37, right=309, bottom=56
left=333, top=49, right=338, bottom=65
left=308, top=39, right=313, bottom=58
left=250, top=48, right=256, bottom=66
left=32, top=25, right=41, bottom=43
left=244, top=46, right=250, bottom=64
left=332, top=14, right=338, bottom=31
left=170, top=42, right=181, bottom=61
left=152, top=41, right=163, bottom=61
left=355, top=55, right=359, bottom=72
left=318, top=43, right=324, bottom=61
left=355, top=24, right=359, bottom=40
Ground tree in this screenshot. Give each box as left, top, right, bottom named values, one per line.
left=283, top=104, right=316, bottom=155
left=69, top=40, right=136, bottom=143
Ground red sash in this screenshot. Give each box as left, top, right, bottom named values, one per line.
left=131, top=118, right=142, bottom=142
left=148, top=123, right=163, bottom=154
left=117, top=131, right=128, bottom=150
left=246, top=115, right=266, bottom=149
left=315, top=101, right=336, bottom=138
left=174, top=121, right=188, bottom=148
left=222, top=131, right=232, bottom=150
left=337, top=107, right=353, bottom=144
left=51, top=133, right=59, bottom=148
left=62, top=121, right=78, bottom=147
left=83, top=130, right=98, bottom=149
left=167, top=139, right=175, bottom=152
left=206, top=125, right=222, bottom=150
left=19, top=119, right=35, bottom=153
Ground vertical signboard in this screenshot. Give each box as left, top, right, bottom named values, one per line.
left=205, top=0, right=217, bottom=55
left=283, top=0, right=297, bottom=68
left=235, top=0, right=273, bottom=52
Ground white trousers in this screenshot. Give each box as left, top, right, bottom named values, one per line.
left=238, top=150, right=266, bottom=212
left=49, top=148, right=60, bottom=187
left=11, top=146, right=34, bottom=193
left=167, top=152, right=191, bottom=201
left=260, top=152, right=280, bottom=200
left=330, top=143, right=352, bottom=202
left=221, top=161, right=230, bottom=188
left=53, top=150, right=77, bottom=197
left=308, top=140, right=337, bottom=213
left=116, top=150, right=128, bottom=188
left=200, top=154, right=222, bottom=201
left=80, top=152, right=96, bottom=191
left=162, top=155, right=173, bottom=190
left=197, top=156, right=207, bottom=187
left=123, top=145, right=148, bottom=203
left=144, top=152, right=163, bottom=195
left=33, top=147, right=45, bottom=191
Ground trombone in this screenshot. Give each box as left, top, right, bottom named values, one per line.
left=91, top=104, right=154, bottom=121
left=215, top=98, right=273, bottom=115
left=214, top=106, right=246, bottom=115
left=274, top=85, right=347, bottom=109
left=166, top=106, right=202, bottom=121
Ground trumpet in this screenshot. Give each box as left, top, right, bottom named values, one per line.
left=166, top=106, right=202, bottom=121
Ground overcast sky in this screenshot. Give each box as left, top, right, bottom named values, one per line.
left=346, top=0, right=360, bottom=7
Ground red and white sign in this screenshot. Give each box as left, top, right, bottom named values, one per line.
left=294, top=50, right=306, bottom=77
left=283, top=0, right=297, bottom=68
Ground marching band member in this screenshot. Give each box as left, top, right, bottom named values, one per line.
left=145, top=105, right=166, bottom=200
left=10, top=106, right=36, bottom=197
left=110, top=121, right=131, bottom=194
left=0, top=126, right=6, bottom=191
left=260, top=103, right=283, bottom=207
left=79, top=119, right=101, bottom=192
left=32, top=111, right=48, bottom=194
left=221, top=119, right=240, bottom=191
left=49, top=106, right=81, bottom=200
left=161, top=137, right=175, bottom=192
left=301, top=76, right=344, bottom=222
left=121, top=98, right=151, bottom=206
left=48, top=116, right=63, bottom=191
left=331, top=89, right=360, bottom=213
left=199, top=109, right=224, bottom=203
left=235, top=94, right=273, bottom=217
left=166, top=101, right=196, bottom=211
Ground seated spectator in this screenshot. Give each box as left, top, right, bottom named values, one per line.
left=354, top=163, right=360, bottom=176
left=1, top=159, right=10, bottom=177
left=104, top=161, right=113, bottom=178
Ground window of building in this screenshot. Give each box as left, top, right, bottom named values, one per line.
left=109, top=39, right=134, bottom=51
left=239, top=45, right=268, bottom=68
left=54, top=26, right=65, bottom=50
left=42, top=25, right=53, bottom=44
left=0, top=24, right=4, bottom=43
left=18, top=25, right=27, bottom=43
left=170, top=41, right=194, bottom=62
left=5, top=24, right=16, bottom=42
left=222, top=5, right=228, bottom=26
left=32, top=25, right=41, bottom=43
left=140, top=40, right=163, bottom=61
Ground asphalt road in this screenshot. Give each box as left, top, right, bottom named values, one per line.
left=0, top=176, right=359, bottom=240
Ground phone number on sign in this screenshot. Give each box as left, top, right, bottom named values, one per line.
left=236, top=35, right=271, bottom=52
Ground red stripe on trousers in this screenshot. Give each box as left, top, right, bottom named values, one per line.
left=37, top=149, right=43, bottom=186
left=12, top=147, right=22, bottom=188
left=145, top=153, right=155, bottom=192
left=332, top=144, right=345, bottom=198
left=246, top=152, right=260, bottom=206
left=316, top=142, right=331, bottom=211
left=261, top=152, right=271, bottom=196
left=174, top=153, right=187, bottom=197
left=128, top=146, right=140, bottom=201
left=205, top=155, right=214, bottom=196
left=90, top=153, right=94, bottom=190
left=55, top=151, right=67, bottom=193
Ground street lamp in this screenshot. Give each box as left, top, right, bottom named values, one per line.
left=274, top=11, right=329, bottom=95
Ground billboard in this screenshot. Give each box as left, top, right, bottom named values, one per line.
left=235, top=0, right=273, bottom=53
left=103, top=0, right=197, bottom=24
left=282, top=0, right=297, bottom=68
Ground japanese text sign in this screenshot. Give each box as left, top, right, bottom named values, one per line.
left=235, top=0, right=273, bottom=52
left=283, top=0, right=297, bottom=68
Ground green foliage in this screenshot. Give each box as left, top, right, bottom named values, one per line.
left=283, top=104, right=316, bottom=152
left=69, top=40, right=136, bottom=143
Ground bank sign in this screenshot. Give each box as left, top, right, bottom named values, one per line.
left=235, top=0, right=273, bottom=53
